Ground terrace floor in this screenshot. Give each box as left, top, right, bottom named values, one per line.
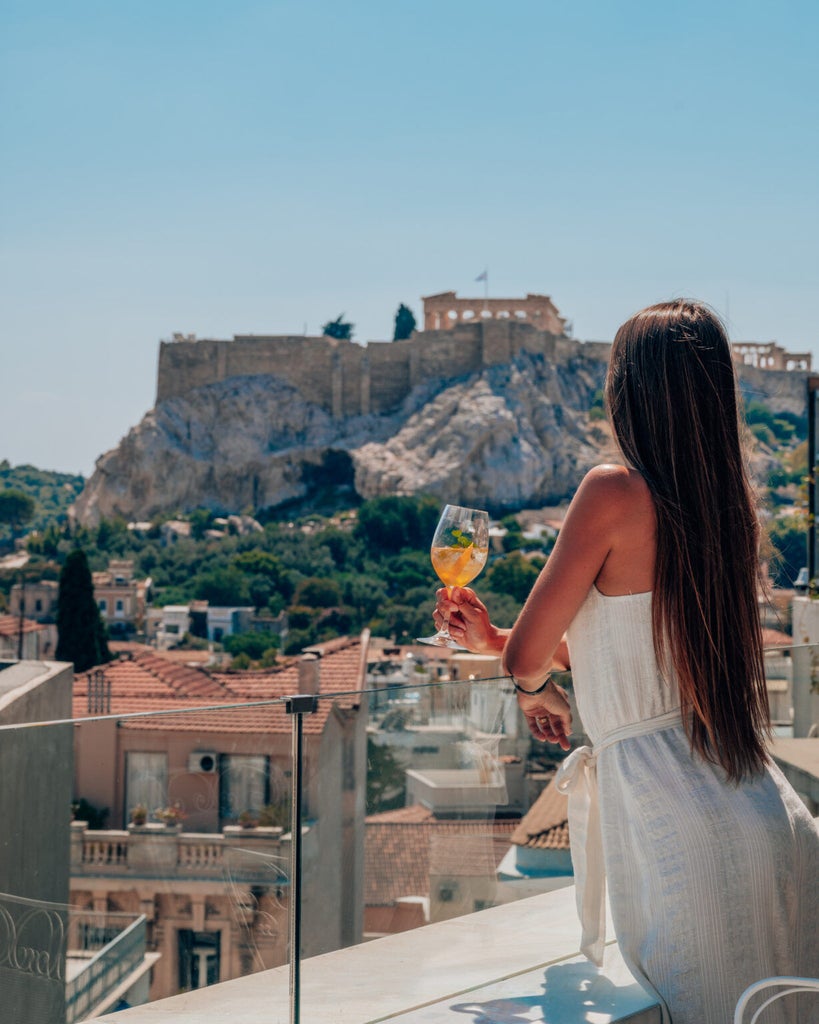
left=92, top=886, right=661, bottom=1024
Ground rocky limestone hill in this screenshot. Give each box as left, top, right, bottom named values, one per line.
left=71, top=352, right=807, bottom=526
left=72, top=350, right=612, bottom=525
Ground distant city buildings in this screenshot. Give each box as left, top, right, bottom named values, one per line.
left=70, top=635, right=369, bottom=1001
left=93, top=559, right=151, bottom=637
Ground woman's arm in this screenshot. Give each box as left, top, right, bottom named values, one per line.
left=432, top=466, right=632, bottom=748
left=502, top=465, right=629, bottom=687
left=434, top=588, right=571, bottom=671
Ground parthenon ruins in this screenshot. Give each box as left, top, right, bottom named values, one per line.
left=422, top=291, right=567, bottom=335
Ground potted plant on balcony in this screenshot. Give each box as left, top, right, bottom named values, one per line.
left=237, top=809, right=260, bottom=829
left=154, top=803, right=186, bottom=830
left=129, top=803, right=148, bottom=827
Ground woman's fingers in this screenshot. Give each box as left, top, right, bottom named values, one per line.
left=527, top=712, right=571, bottom=750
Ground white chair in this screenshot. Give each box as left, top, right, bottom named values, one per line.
left=733, top=976, right=819, bottom=1024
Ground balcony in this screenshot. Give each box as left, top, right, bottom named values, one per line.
left=0, top=630, right=816, bottom=1023
left=66, top=911, right=156, bottom=1022
left=88, top=887, right=662, bottom=1023
left=71, top=822, right=289, bottom=884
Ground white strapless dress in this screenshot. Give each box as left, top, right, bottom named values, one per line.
left=559, top=586, right=819, bottom=1024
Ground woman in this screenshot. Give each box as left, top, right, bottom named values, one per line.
left=435, top=300, right=818, bottom=1023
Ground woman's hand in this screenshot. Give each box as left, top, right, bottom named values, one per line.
left=515, top=678, right=572, bottom=750
left=433, top=587, right=508, bottom=655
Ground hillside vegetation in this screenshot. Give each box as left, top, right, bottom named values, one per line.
left=0, top=461, right=85, bottom=542
left=0, top=394, right=809, bottom=649
left=11, top=495, right=550, bottom=656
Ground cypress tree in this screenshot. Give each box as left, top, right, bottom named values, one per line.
left=392, top=303, right=417, bottom=341
left=56, top=549, right=112, bottom=672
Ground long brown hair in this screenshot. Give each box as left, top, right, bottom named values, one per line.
left=605, top=299, right=769, bottom=781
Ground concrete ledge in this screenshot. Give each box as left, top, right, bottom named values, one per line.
left=92, top=886, right=660, bottom=1023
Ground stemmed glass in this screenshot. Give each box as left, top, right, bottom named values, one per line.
left=416, top=504, right=490, bottom=648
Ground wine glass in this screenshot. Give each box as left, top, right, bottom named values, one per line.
left=416, top=504, right=490, bottom=648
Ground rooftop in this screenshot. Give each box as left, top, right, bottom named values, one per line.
left=73, top=634, right=366, bottom=733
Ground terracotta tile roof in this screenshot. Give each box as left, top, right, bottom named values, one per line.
left=365, top=816, right=518, bottom=906
left=429, top=833, right=514, bottom=876
left=510, top=778, right=570, bottom=851
left=366, top=805, right=436, bottom=823
left=0, top=615, right=47, bottom=637
left=73, top=635, right=367, bottom=735
left=761, top=627, right=793, bottom=648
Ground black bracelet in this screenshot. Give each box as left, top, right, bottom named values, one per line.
left=512, top=676, right=551, bottom=695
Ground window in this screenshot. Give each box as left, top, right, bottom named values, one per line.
left=124, top=752, right=168, bottom=826
left=219, top=755, right=269, bottom=822
left=98, top=599, right=107, bottom=613
left=115, top=599, right=124, bottom=616
left=35, top=599, right=42, bottom=612
left=178, top=930, right=220, bottom=989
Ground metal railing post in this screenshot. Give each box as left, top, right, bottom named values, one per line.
left=808, top=375, right=819, bottom=582
left=285, top=694, right=317, bottom=1024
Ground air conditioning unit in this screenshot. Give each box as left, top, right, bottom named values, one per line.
left=188, top=751, right=218, bottom=774
left=438, top=882, right=457, bottom=903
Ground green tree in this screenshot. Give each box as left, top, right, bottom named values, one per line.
left=355, top=495, right=440, bottom=554
left=368, top=601, right=432, bottom=644
left=26, top=522, right=61, bottom=558
left=224, top=633, right=278, bottom=660
left=499, top=513, right=526, bottom=553
left=233, top=550, right=283, bottom=585
left=95, top=517, right=128, bottom=553
left=248, top=575, right=274, bottom=610
left=283, top=627, right=318, bottom=656
left=0, top=489, right=36, bottom=538
left=193, top=566, right=251, bottom=606
left=294, top=577, right=342, bottom=607
left=56, top=549, right=112, bottom=672
left=392, top=303, right=417, bottom=341
left=315, top=528, right=354, bottom=569
left=485, top=551, right=542, bottom=604
left=189, top=508, right=214, bottom=541
left=321, top=314, right=354, bottom=340
left=287, top=605, right=319, bottom=630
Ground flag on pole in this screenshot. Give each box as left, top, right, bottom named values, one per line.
left=475, top=270, right=488, bottom=282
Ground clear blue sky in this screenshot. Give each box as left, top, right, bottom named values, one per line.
left=2, top=0, right=817, bottom=475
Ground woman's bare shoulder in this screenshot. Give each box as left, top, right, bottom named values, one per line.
left=577, top=464, right=651, bottom=508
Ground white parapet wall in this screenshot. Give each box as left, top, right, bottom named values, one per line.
left=89, top=885, right=660, bottom=1024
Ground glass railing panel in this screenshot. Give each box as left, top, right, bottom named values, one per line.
left=299, top=665, right=583, bottom=1020
left=1, top=636, right=815, bottom=1023
left=73, top=699, right=294, bottom=1011
left=0, top=663, right=295, bottom=1021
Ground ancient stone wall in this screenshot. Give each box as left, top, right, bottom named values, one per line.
left=155, top=322, right=599, bottom=418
